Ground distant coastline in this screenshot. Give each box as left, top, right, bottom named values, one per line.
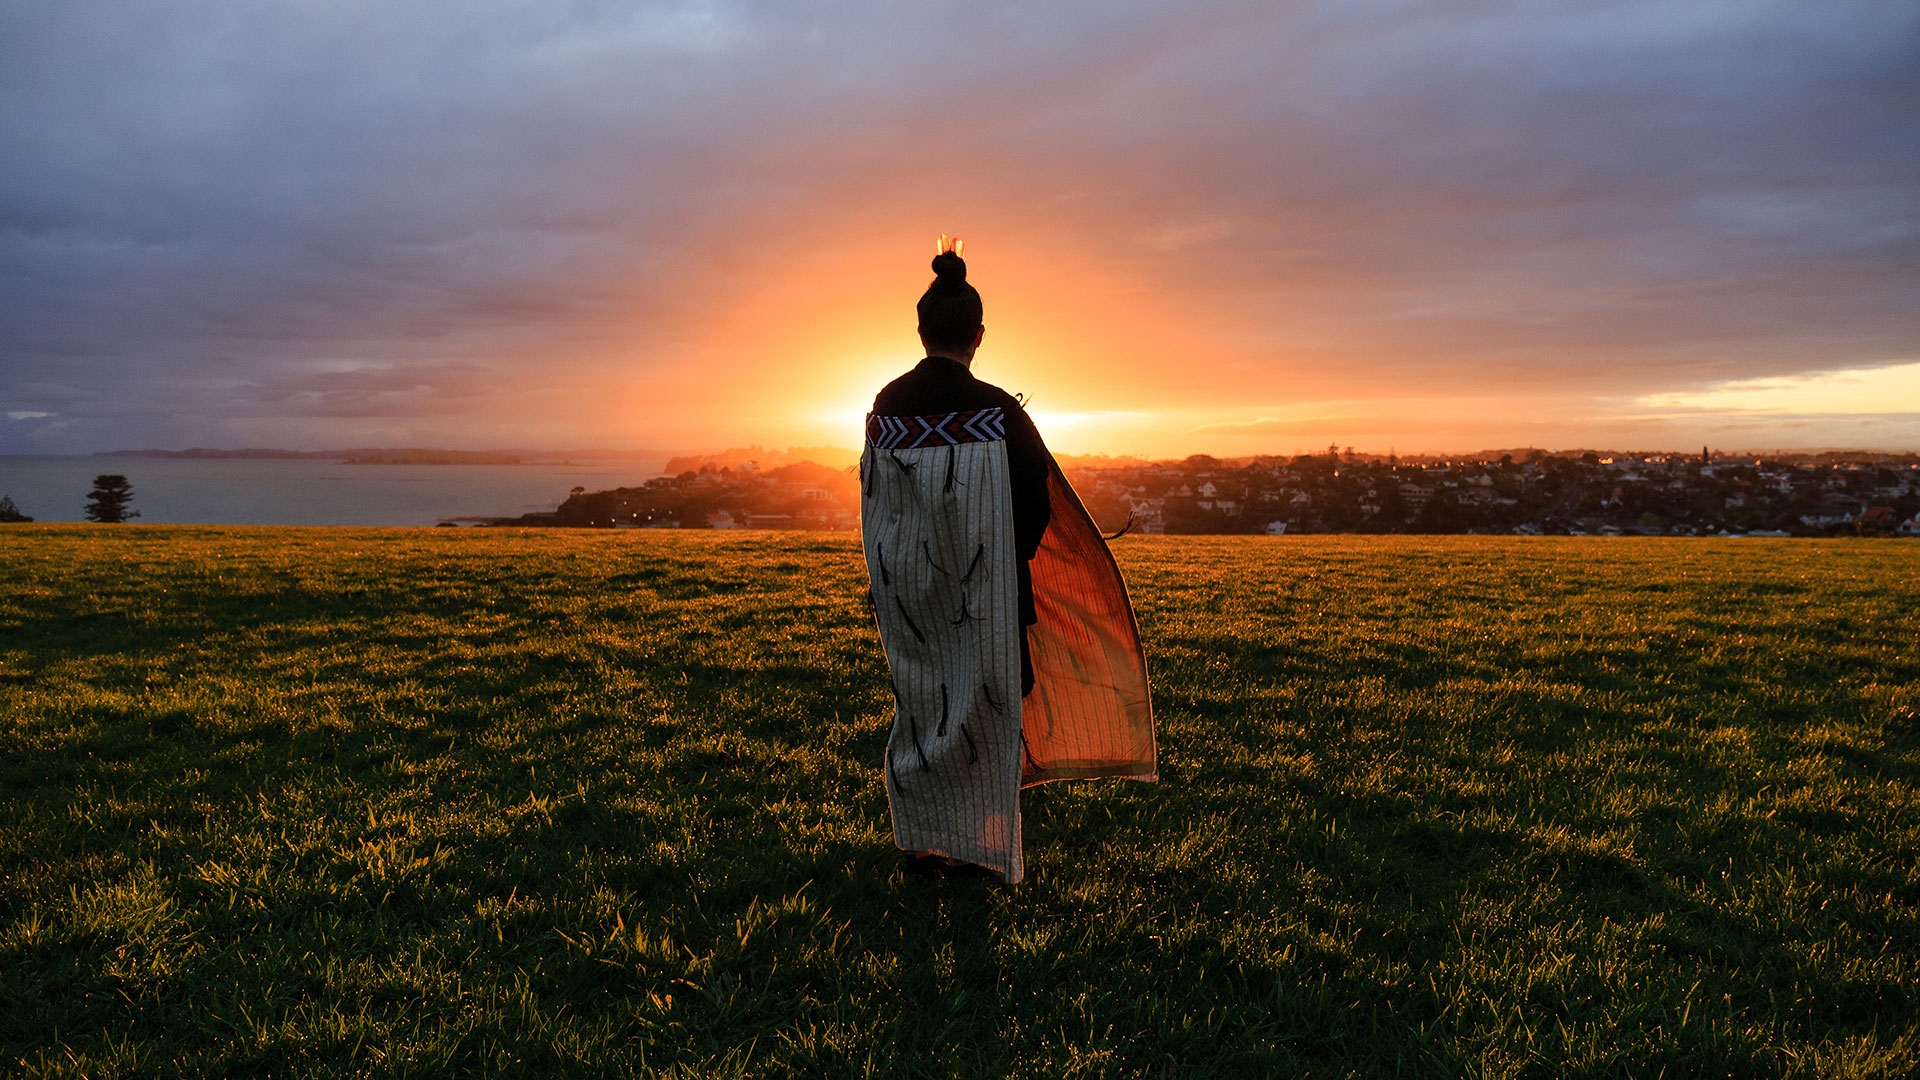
left=97, top=447, right=673, bottom=466
left=98, top=447, right=340, bottom=460
left=9, top=444, right=1915, bottom=531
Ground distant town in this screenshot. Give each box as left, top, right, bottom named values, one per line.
left=476, top=447, right=1920, bottom=537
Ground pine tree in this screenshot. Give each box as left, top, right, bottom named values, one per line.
left=0, top=495, right=31, bottom=522
left=84, top=474, right=139, bottom=523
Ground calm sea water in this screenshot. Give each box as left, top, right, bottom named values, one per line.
left=0, top=456, right=668, bottom=526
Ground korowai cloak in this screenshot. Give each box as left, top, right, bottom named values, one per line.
left=860, top=406, right=1155, bottom=882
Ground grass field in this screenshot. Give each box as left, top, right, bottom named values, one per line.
left=2, top=527, right=1916, bottom=1078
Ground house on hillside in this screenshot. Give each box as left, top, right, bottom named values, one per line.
left=1129, top=498, right=1166, bottom=535
left=1799, top=512, right=1854, bottom=529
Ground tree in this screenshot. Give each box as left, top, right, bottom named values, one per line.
left=0, top=495, right=31, bottom=522
left=85, top=474, right=139, bottom=523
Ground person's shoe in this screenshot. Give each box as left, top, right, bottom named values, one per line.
left=903, top=852, right=998, bottom=881
left=904, top=852, right=948, bottom=878
left=940, top=860, right=999, bottom=881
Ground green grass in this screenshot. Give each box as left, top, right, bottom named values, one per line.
left=2, top=526, right=1916, bottom=1078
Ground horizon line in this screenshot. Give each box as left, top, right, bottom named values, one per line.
left=33, top=443, right=1920, bottom=462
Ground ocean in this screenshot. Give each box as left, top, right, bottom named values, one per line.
left=0, top=456, right=669, bottom=526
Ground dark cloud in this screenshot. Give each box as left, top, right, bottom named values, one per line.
left=2, top=1, right=1915, bottom=452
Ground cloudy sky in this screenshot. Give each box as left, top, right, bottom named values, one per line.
left=3, top=1, right=1916, bottom=457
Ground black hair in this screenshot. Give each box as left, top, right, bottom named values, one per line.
left=917, top=251, right=983, bottom=350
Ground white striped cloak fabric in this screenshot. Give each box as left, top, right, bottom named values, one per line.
left=861, top=408, right=1156, bottom=883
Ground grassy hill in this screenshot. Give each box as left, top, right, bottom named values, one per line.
left=2, top=527, right=1916, bottom=1077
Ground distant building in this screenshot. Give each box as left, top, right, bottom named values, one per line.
left=1799, top=513, right=1853, bottom=528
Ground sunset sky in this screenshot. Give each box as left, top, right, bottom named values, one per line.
left=3, top=2, right=1916, bottom=458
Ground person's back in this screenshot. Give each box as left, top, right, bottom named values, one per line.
left=859, top=239, right=1157, bottom=883
left=872, top=349, right=1050, bottom=694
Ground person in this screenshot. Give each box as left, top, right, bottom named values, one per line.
left=860, top=237, right=1158, bottom=883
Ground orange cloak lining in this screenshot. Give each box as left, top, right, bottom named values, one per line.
left=1019, top=458, right=1157, bottom=787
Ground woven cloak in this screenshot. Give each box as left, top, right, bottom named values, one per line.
left=862, top=408, right=1155, bottom=883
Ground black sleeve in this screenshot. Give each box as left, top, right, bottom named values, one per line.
left=1002, top=400, right=1052, bottom=571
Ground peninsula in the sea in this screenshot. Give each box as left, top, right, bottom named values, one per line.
left=97, top=447, right=672, bottom=466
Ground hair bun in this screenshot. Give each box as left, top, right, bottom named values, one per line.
left=930, top=250, right=967, bottom=284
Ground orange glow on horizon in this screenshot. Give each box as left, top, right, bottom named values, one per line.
left=527, top=211, right=1918, bottom=461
